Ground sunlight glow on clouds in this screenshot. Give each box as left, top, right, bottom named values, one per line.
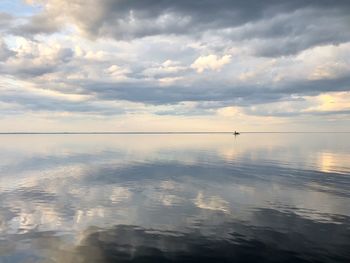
left=191, top=54, right=232, bottom=73
left=0, top=0, right=349, bottom=131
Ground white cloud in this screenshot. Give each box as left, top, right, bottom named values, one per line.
left=106, top=64, right=130, bottom=80
left=143, top=60, right=187, bottom=77
left=191, top=54, right=231, bottom=73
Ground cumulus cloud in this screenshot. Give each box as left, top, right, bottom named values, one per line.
left=105, top=65, right=130, bottom=80
left=0, top=39, right=74, bottom=78
left=143, top=60, right=187, bottom=77
left=191, top=55, right=231, bottom=73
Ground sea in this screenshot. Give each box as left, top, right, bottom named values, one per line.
left=0, top=133, right=349, bottom=262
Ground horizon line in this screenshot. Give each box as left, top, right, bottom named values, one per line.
left=0, top=131, right=349, bottom=135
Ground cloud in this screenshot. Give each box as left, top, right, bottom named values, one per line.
left=1, top=34, right=349, bottom=121
left=0, top=77, right=126, bottom=116
left=19, top=0, right=350, bottom=57
left=230, top=7, right=350, bottom=57
left=55, top=74, right=350, bottom=110
left=0, top=0, right=349, bottom=129
left=0, top=38, right=14, bottom=61
left=11, top=13, right=61, bottom=36
left=105, top=65, right=130, bottom=80
left=143, top=60, right=187, bottom=78
left=0, top=39, right=74, bottom=77
left=0, top=12, right=13, bottom=32
left=0, top=90, right=125, bottom=116
left=191, top=54, right=231, bottom=73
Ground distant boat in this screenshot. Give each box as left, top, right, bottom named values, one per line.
left=233, top=131, right=240, bottom=135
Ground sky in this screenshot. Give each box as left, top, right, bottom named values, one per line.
left=0, top=0, right=349, bottom=132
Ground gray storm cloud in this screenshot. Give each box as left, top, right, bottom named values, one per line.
left=14, top=0, right=350, bottom=56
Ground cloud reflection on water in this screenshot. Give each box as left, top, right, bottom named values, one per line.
left=0, top=133, right=349, bottom=262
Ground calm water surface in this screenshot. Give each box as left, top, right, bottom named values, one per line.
left=0, top=133, right=349, bottom=262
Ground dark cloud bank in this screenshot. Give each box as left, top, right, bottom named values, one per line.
left=19, top=0, right=350, bottom=56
